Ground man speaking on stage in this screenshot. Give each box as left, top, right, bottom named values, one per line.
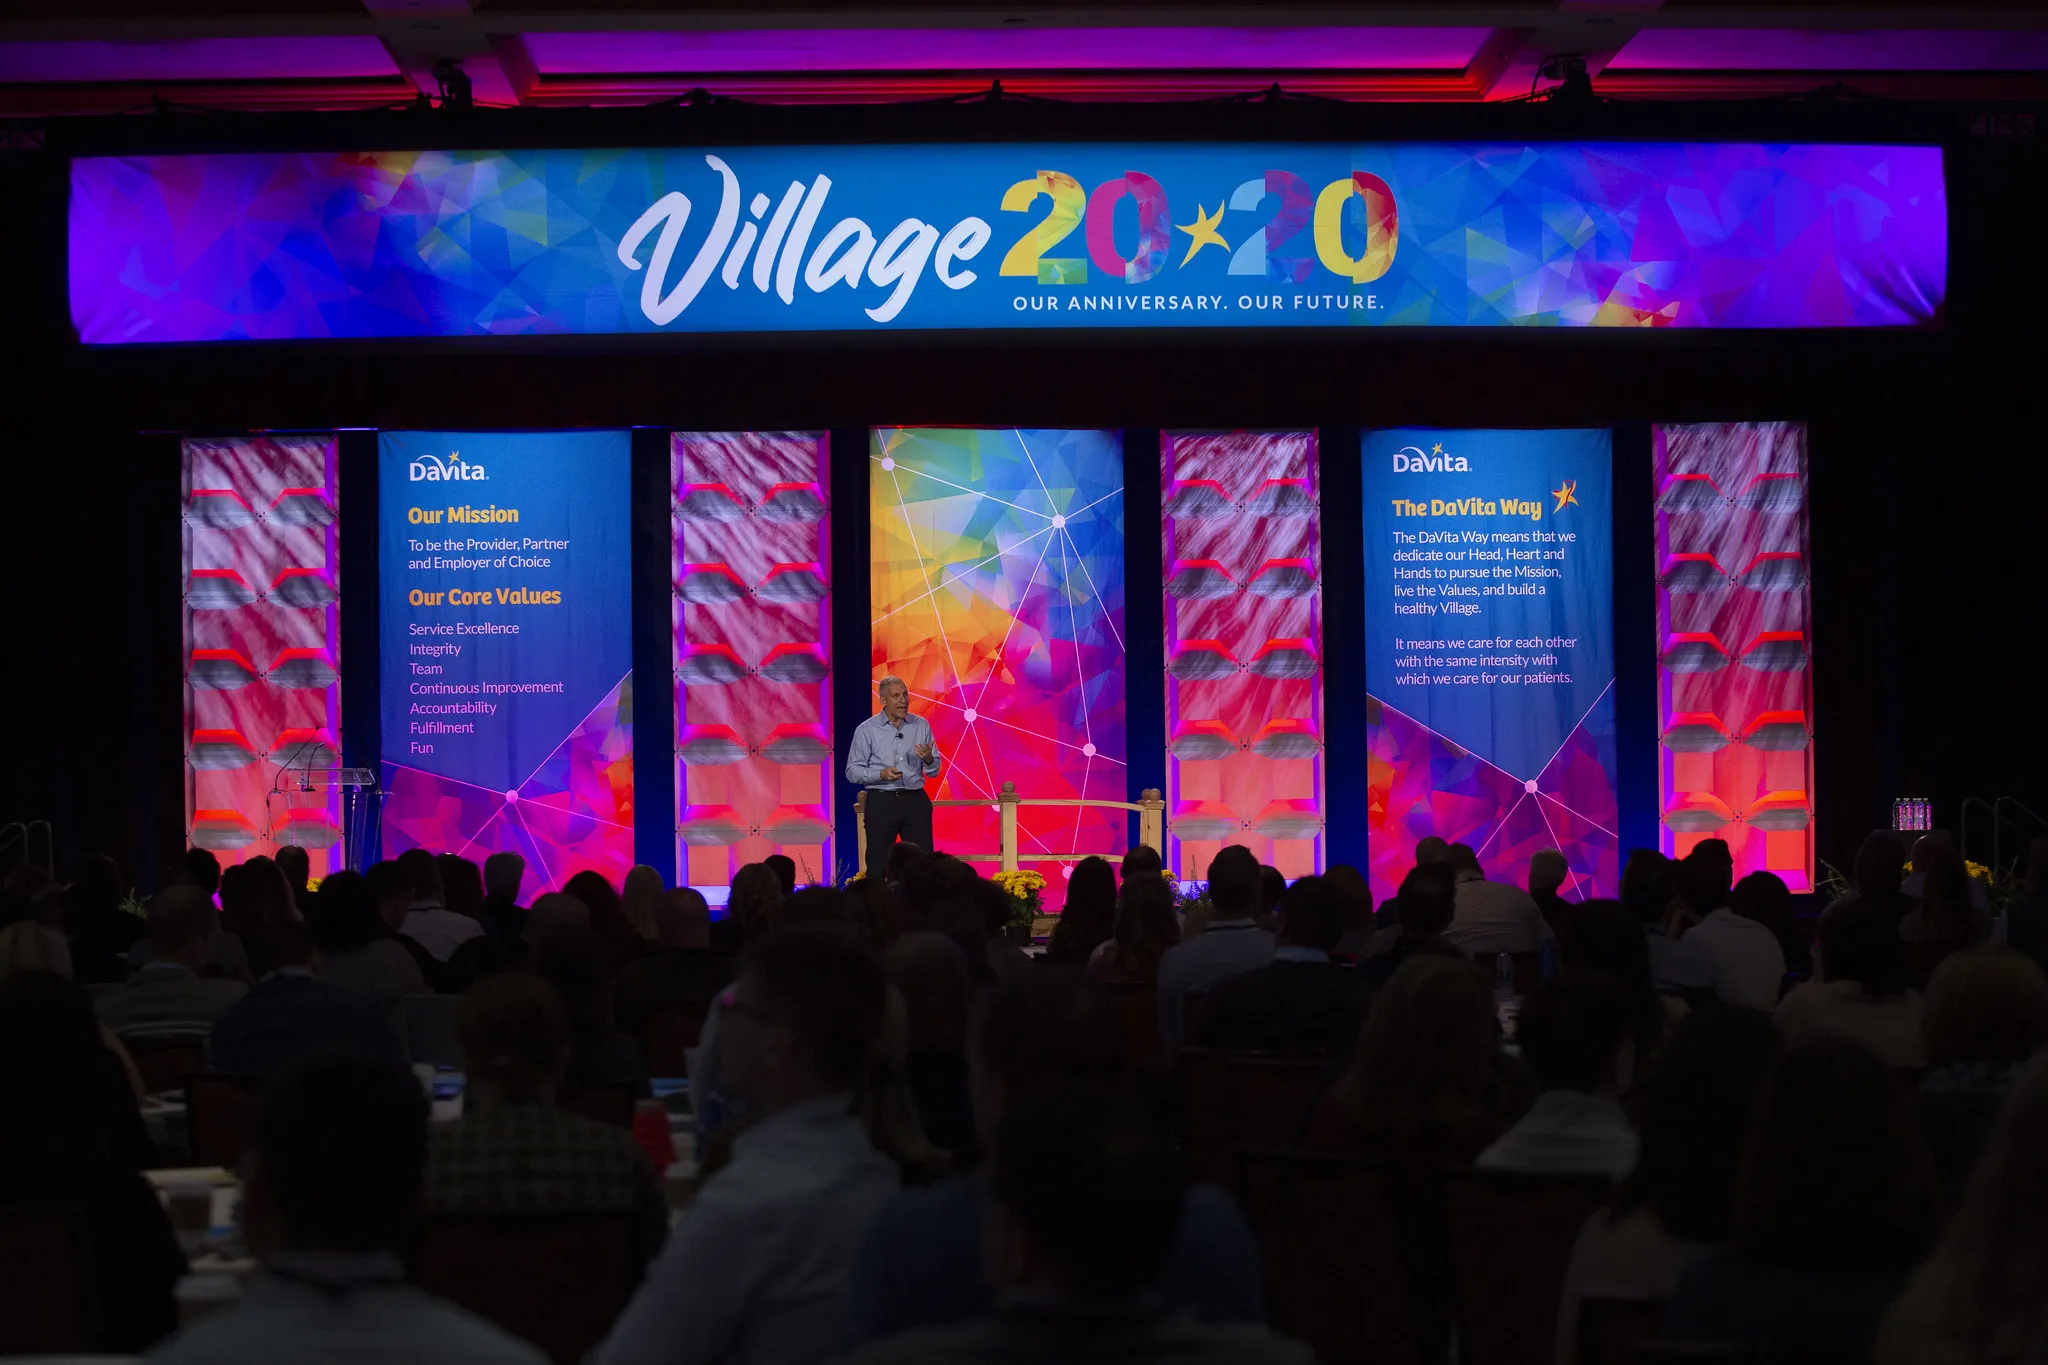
left=846, top=675, right=942, bottom=875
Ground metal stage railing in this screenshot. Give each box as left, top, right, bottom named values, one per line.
left=856, top=781, right=1165, bottom=875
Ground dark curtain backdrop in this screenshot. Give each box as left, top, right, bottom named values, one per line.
left=4, top=124, right=2043, bottom=890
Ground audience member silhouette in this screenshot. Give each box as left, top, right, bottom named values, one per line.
left=1775, top=897, right=1924, bottom=1067
left=1555, top=1006, right=1780, bottom=1362
left=1666, top=1032, right=1941, bottom=1353
left=1914, top=948, right=2048, bottom=1194
left=595, top=928, right=900, bottom=1365
left=849, top=1086, right=1311, bottom=1365
left=209, top=921, right=407, bottom=1077
left=1044, top=855, right=1116, bottom=967
left=148, top=1056, right=545, bottom=1365
left=1156, top=845, right=1273, bottom=1050
left=851, top=972, right=1264, bottom=1344
left=305, top=870, right=428, bottom=997
left=1877, top=1047, right=2048, bottom=1365
left=422, top=971, right=667, bottom=1252
left=1197, top=875, right=1374, bottom=1055
left=1087, top=874, right=1180, bottom=985
left=1477, top=970, right=1638, bottom=1179
left=0, top=974, right=182, bottom=1352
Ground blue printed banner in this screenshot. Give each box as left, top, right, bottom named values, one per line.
left=378, top=430, right=633, bottom=899
left=1360, top=428, right=1619, bottom=901
left=71, top=142, right=1944, bottom=343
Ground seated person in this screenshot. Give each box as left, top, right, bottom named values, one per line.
left=882, top=931, right=979, bottom=1164
left=1196, top=875, right=1373, bottom=1055
left=422, top=972, right=668, bottom=1256
left=209, top=923, right=408, bottom=1077
left=531, top=925, right=648, bottom=1093
left=307, top=871, right=428, bottom=998
left=1477, top=971, right=1638, bottom=1179
left=1675, top=843, right=1785, bottom=1011
left=592, top=929, right=903, bottom=1365
left=851, top=973, right=1266, bottom=1344
left=1155, top=846, right=1274, bottom=1051
left=97, top=886, right=248, bottom=1041
left=1667, top=1033, right=1941, bottom=1355
left=395, top=848, right=482, bottom=964
left=1445, top=844, right=1552, bottom=956
left=1355, top=864, right=1467, bottom=993
left=1774, top=898, right=1924, bottom=1069
left=615, top=888, right=739, bottom=1036
left=149, top=1056, right=546, bottom=1365
left=848, top=1087, right=1312, bottom=1365
left=1, top=975, right=184, bottom=1352
left=1554, top=1009, right=1780, bottom=1364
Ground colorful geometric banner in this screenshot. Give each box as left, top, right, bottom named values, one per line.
left=378, top=431, right=633, bottom=901
left=1163, top=431, right=1325, bottom=880
left=1654, top=422, right=1814, bottom=890
left=1361, top=428, right=1619, bottom=902
left=672, top=431, right=835, bottom=887
left=72, top=142, right=1945, bottom=343
left=183, top=435, right=344, bottom=871
left=869, top=428, right=1126, bottom=905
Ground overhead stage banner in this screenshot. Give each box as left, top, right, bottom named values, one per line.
left=72, top=142, right=1944, bottom=343
left=1361, top=427, right=1617, bottom=902
left=379, top=430, right=633, bottom=900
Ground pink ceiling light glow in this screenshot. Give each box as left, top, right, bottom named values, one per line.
left=522, top=27, right=1492, bottom=75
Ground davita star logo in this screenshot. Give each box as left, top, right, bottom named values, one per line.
left=409, top=452, right=488, bottom=483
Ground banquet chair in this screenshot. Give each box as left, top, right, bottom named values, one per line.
left=558, top=1079, right=638, bottom=1129
left=393, top=993, right=463, bottom=1067
left=1579, top=1295, right=1668, bottom=1365
left=1237, top=1149, right=1445, bottom=1365
left=123, top=1034, right=207, bottom=1096
left=1441, top=1169, right=1612, bottom=1365
left=0, top=1204, right=93, bottom=1354
left=640, top=994, right=714, bottom=1079
left=414, top=1210, right=650, bottom=1365
left=1179, top=1048, right=1330, bottom=1191
left=186, top=1073, right=265, bottom=1168
left=1105, top=982, right=1163, bottom=1074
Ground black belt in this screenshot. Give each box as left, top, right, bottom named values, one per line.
left=866, top=787, right=928, bottom=796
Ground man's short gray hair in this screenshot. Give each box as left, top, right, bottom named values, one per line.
left=877, top=675, right=908, bottom=696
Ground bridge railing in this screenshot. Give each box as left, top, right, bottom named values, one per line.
left=855, top=781, right=1165, bottom=877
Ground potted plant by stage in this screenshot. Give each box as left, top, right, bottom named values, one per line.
left=992, top=869, right=1046, bottom=945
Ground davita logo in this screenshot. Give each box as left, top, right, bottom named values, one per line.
left=409, top=452, right=487, bottom=483
left=1391, top=443, right=1469, bottom=473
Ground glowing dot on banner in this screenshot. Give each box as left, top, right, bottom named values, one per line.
left=1524, top=779, right=1539, bottom=794
left=1083, top=742, right=1097, bottom=757
left=963, top=707, right=977, bottom=722
left=880, top=456, right=895, bottom=471
left=1052, top=514, right=1066, bottom=529
left=505, top=789, right=520, bottom=803
left=1062, top=865, right=1073, bottom=879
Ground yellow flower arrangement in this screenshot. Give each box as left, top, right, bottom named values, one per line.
left=992, top=869, right=1048, bottom=902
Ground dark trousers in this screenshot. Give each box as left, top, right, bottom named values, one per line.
left=864, top=787, right=934, bottom=875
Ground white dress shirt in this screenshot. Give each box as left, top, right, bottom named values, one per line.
left=594, top=1095, right=901, bottom=1365
left=1682, top=908, right=1787, bottom=1011
left=1773, top=980, right=1926, bottom=1069
left=401, top=903, right=484, bottom=962
left=845, top=711, right=942, bottom=791
left=1154, top=920, right=1276, bottom=1052
left=1445, top=876, right=1554, bottom=956
left=148, top=1251, right=546, bottom=1365
left=1476, top=1090, right=1639, bottom=1180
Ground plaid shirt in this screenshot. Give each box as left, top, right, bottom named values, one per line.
left=424, top=1101, right=669, bottom=1253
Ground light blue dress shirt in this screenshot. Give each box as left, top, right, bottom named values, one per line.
left=845, top=712, right=942, bottom=790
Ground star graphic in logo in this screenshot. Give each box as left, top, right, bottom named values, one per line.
left=1552, top=479, right=1578, bottom=513
left=1431, top=443, right=1444, bottom=455
left=1174, top=202, right=1229, bottom=267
